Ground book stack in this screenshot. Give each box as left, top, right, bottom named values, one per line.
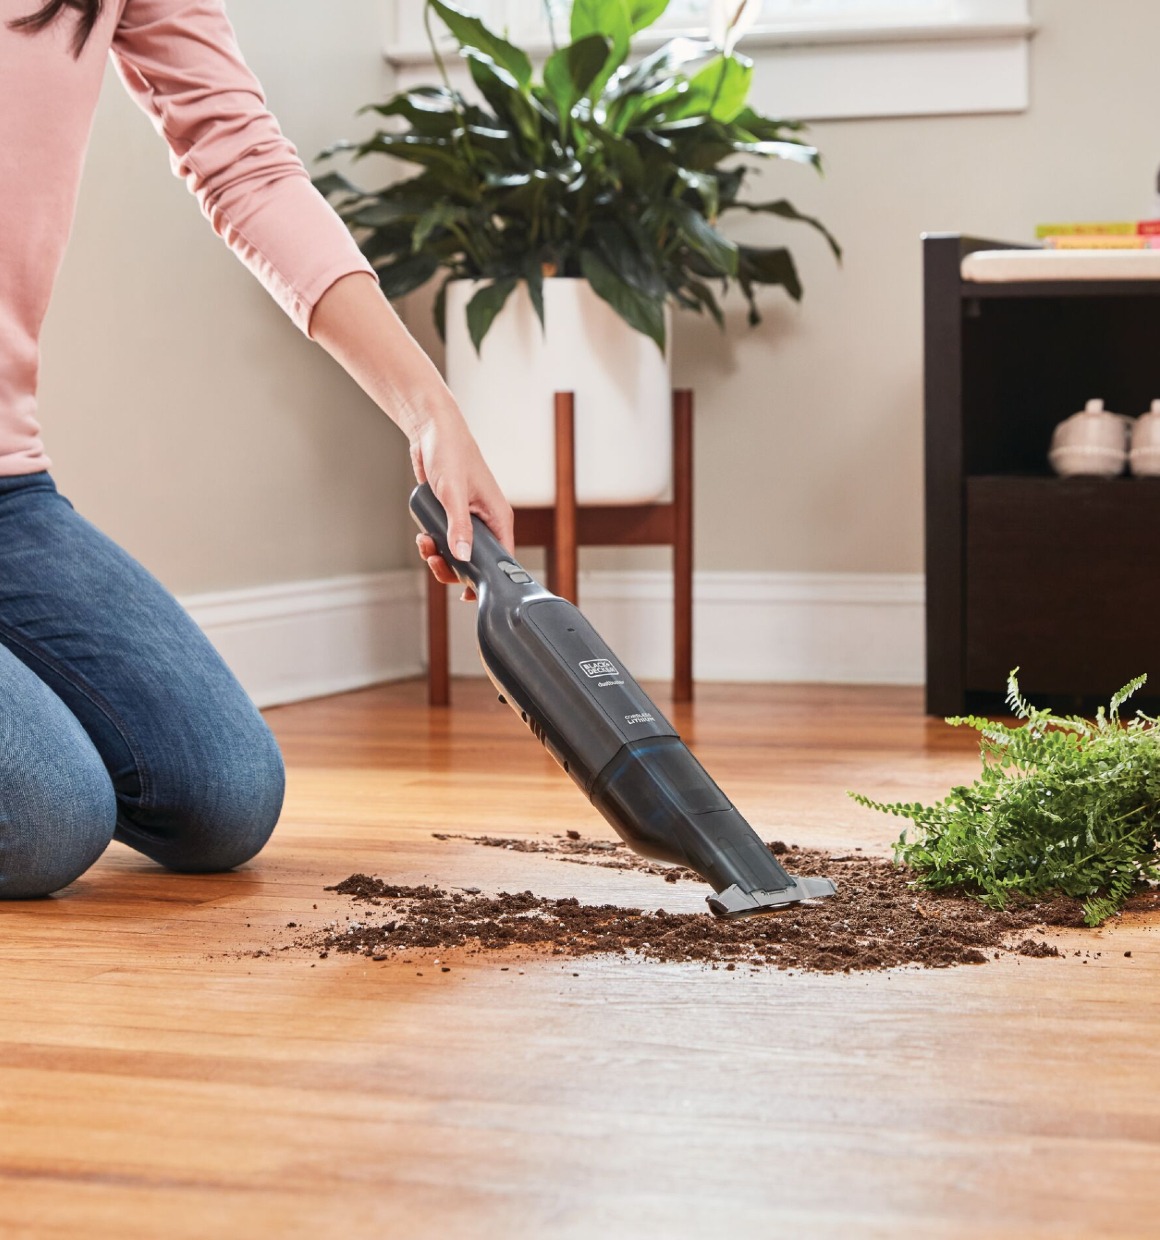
left=1037, top=221, right=1160, bottom=249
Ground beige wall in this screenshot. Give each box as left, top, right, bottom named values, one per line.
left=39, top=0, right=413, bottom=595
left=674, top=0, right=1160, bottom=575
left=40, top=0, right=1160, bottom=594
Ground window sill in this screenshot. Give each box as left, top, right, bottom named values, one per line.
left=384, top=19, right=1035, bottom=121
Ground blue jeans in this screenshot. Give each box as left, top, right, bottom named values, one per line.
left=0, top=472, right=285, bottom=898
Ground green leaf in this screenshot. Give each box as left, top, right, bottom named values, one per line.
left=571, top=0, right=632, bottom=90
left=316, top=138, right=356, bottom=162
left=524, top=258, right=546, bottom=330
left=734, top=138, right=820, bottom=167
left=376, top=253, right=440, bottom=299
left=605, top=36, right=715, bottom=100
left=573, top=117, right=644, bottom=187
left=744, top=246, right=798, bottom=297
left=357, top=134, right=463, bottom=177
left=732, top=106, right=808, bottom=141
left=661, top=199, right=738, bottom=276
left=361, top=85, right=462, bottom=116
left=312, top=171, right=365, bottom=200
left=737, top=246, right=801, bottom=324
left=591, top=221, right=666, bottom=301
left=571, top=0, right=629, bottom=42
left=428, top=0, right=533, bottom=90
left=412, top=202, right=468, bottom=252
left=713, top=164, right=747, bottom=207
left=676, top=167, right=720, bottom=218
left=466, top=278, right=518, bottom=353
left=1111, top=674, right=1148, bottom=722
left=360, top=90, right=462, bottom=137
left=674, top=276, right=725, bottom=327
left=580, top=250, right=666, bottom=350
left=731, top=198, right=842, bottom=259
left=358, top=222, right=416, bottom=266
left=544, top=33, right=613, bottom=120
left=670, top=55, right=753, bottom=123
left=627, top=0, right=671, bottom=32
left=468, top=55, right=542, bottom=149
left=433, top=274, right=453, bottom=341
left=348, top=199, right=426, bottom=228
left=484, top=170, right=533, bottom=189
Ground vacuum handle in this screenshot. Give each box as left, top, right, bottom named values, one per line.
left=408, top=482, right=511, bottom=591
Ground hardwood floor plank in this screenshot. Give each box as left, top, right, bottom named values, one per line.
left=0, top=678, right=1157, bottom=1237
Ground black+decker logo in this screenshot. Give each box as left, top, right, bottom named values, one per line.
left=579, top=658, right=618, bottom=678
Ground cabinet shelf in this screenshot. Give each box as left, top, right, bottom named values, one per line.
left=966, top=472, right=1160, bottom=485
left=924, top=235, right=1160, bottom=713
left=963, top=279, right=1160, bottom=300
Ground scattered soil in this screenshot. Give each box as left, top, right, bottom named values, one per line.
left=431, top=829, right=689, bottom=880
left=431, top=830, right=812, bottom=885
left=286, top=833, right=1110, bottom=973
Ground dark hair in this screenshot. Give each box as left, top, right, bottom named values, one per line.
left=9, top=0, right=104, bottom=57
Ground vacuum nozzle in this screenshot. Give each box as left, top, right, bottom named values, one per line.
left=707, top=876, right=838, bottom=918
left=591, top=737, right=836, bottom=919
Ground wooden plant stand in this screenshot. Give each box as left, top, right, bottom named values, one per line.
left=426, top=389, right=694, bottom=706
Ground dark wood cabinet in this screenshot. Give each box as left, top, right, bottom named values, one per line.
left=923, top=233, right=1160, bottom=714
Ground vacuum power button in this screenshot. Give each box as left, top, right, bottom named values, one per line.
left=497, top=559, right=532, bottom=585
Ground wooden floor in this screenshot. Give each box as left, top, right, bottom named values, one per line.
left=2, top=679, right=1158, bottom=1238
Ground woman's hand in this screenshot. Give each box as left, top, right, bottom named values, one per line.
left=410, top=405, right=514, bottom=598
left=309, top=272, right=513, bottom=597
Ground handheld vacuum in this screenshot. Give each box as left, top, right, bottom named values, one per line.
left=410, top=484, right=837, bottom=919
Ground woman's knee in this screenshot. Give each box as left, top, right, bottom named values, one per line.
left=0, top=739, right=117, bottom=899
left=118, top=712, right=286, bottom=873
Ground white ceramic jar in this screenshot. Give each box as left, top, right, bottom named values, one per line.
left=444, top=278, right=673, bottom=507
left=1129, top=400, right=1160, bottom=476
left=1048, top=398, right=1131, bottom=478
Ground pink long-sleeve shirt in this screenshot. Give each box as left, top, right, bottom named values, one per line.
left=0, top=0, right=376, bottom=475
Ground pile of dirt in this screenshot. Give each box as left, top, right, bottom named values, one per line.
left=292, top=835, right=1099, bottom=973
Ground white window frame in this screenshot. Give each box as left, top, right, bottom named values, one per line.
left=385, top=0, right=1033, bottom=121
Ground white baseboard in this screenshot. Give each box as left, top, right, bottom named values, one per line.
left=181, top=571, right=424, bottom=708
left=182, top=567, right=924, bottom=708
left=444, top=569, right=926, bottom=686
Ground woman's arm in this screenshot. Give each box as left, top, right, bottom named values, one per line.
left=310, top=273, right=513, bottom=581
left=111, top=0, right=510, bottom=579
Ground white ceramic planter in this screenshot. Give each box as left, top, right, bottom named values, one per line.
left=445, top=277, right=673, bottom=507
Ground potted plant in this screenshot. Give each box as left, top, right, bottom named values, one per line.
left=318, top=0, right=839, bottom=506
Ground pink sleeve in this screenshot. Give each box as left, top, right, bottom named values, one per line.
left=111, top=0, right=377, bottom=336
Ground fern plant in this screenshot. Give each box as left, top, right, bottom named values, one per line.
left=315, top=0, right=837, bottom=352
left=851, top=671, right=1160, bottom=926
